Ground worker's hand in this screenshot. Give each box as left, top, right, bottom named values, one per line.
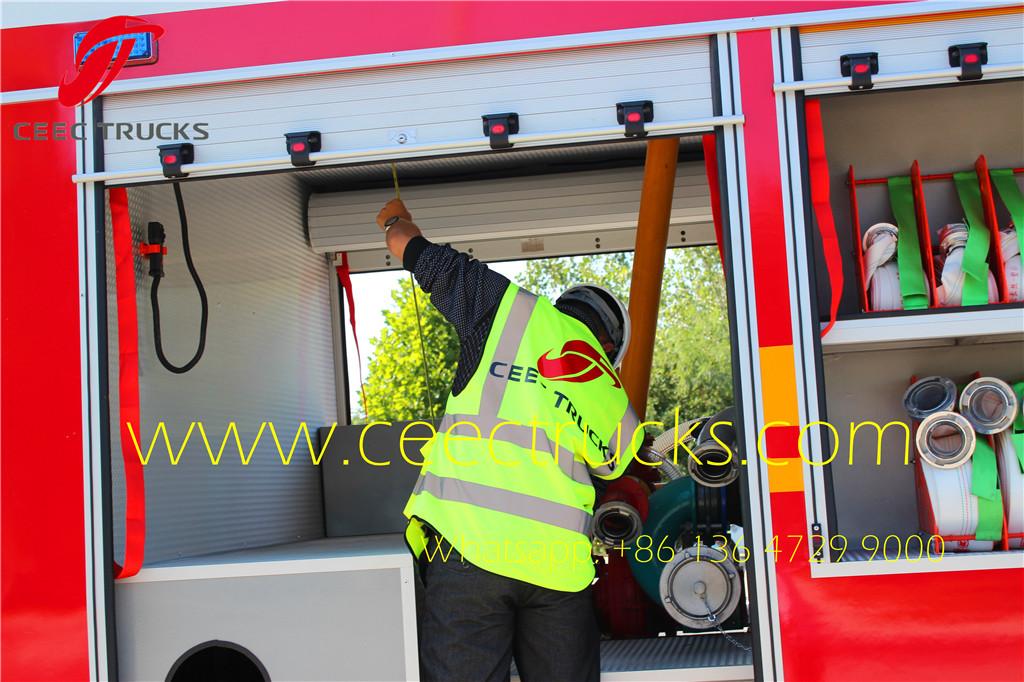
left=376, top=198, right=413, bottom=231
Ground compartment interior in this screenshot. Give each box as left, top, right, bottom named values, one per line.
left=103, top=136, right=754, bottom=676
left=812, top=79, right=1024, bottom=318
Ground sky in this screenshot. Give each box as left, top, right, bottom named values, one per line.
left=342, top=259, right=527, bottom=417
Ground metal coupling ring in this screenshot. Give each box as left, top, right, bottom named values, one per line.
left=915, top=410, right=976, bottom=469
left=903, top=376, right=957, bottom=421
left=959, top=377, right=1018, bottom=435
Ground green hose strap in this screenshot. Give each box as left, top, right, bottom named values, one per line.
left=990, top=169, right=1024, bottom=253
left=886, top=176, right=929, bottom=309
left=953, top=171, right=992, bottom=306
left=971, top=438, right=1003, bottom=541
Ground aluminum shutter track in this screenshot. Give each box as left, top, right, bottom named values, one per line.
left=800, top=10, right=1024, bottom=93
left=101, top=37, right=712, bottom=174
left=307, top=161, right=711, bottom=255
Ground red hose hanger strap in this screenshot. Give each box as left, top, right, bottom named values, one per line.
left=701, top=133, right=725, bottom=271
left=804, top=98, right=844, bottom=338
left=109, top=187, right=146, bottom=578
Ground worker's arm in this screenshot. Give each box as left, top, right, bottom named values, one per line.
left=376, top=198, right=419, bottom=260
left=377, top=199, right=511, bottom=394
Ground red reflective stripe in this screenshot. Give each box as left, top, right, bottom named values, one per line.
left=109, top=187, right=146, bottom=578
left=335, top=253, right=369, bottom=416
left=702, top=133, right=725, bottom=270
left=804, top=98, right=844, bottom=338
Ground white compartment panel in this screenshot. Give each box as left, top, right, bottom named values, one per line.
left=800, top=10, right=1024, bottom=92
left=102, top=38, right=712, bottom=173
left=308, top=161, right=711, bottom=254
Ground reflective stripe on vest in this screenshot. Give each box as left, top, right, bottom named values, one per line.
left=440, top=413, right=593, bottom=486
left=404, top=284, right=640, bottom=592
left=412, top=472, right=592, bottom=535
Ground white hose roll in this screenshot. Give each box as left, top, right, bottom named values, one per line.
left=915, top=410, right=976, bottom=469
left=862, top=222, right=903, bottom=310
left=1000, top=227, right=1023, bottom=303
left=935, top=223, right=999, bottom=306
left=920, top=460, right=995, bottom=551
left=995, top=430, right=1024, bottom=549
left=959, top=377, right=1019, bottom=435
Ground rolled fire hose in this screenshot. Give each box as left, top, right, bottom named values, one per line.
left=959, top=377, right=1018, bottom=435
left=996, top=429, right=1024, bottom=549
left=912, top=400, right=1003, bottom=546
left=999, top=227, right=1023, bottom=303
left=919, top=456, right=995, bottom=551
left=996, top=380, right=1024, bottom=548
left=903, top=376, right=957, bottom=422
left=659, top=543, right=742, bottom=630
left=862, top=222, right=903, bottom=311
left=935, top=223, right=999, bottom=307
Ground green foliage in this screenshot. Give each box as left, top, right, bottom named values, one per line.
left=357, top=276, right=459, bottom=423
left=518, top=247, right=732, bottom=428
left=358, top=247, right=732, bottom=430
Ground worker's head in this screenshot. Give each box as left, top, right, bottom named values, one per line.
left=554, top=284, right=630, bottom=368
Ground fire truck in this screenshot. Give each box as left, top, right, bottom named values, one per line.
left=2, top=1, right=1022, bottom=680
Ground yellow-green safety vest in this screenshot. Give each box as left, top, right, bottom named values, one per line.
left=403, top=284, right=642, bottom=592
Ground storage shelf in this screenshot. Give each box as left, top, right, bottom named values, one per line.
left=821, top=306, right=1023, bottom=352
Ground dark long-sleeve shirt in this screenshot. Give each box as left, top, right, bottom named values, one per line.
left=403, top=236, right=511, bottom=396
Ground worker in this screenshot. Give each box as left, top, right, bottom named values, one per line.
left=376, top=198, right=644, bottom=682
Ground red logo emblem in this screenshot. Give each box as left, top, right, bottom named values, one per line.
left=537, top=340, right=621, bottom=388
left=58, top=16, right=164, bottom=107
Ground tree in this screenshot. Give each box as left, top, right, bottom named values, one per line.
left=518, top=247, right=732, bottom=428
left=357, top=246, right=733, bottom=429
left=357, top=276, right=459, bottom=423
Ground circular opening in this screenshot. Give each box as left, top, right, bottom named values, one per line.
left=967, top=386, right=1005, bottom=424
left=596, top=509, right=637, bottom=542
left=925, top=420, right=968, bottom=461
left=915, top=384, right=949, bottom=412
left=167, top=641, right=268, bottom=682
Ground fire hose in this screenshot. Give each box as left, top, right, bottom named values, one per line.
left=904, top=376, right=1016, bottom=547
left=996, top=381, right=1024, bottom=548
left=935, top=223, right=1000, bottom=306
left=862, top=222, right=903, bottom=311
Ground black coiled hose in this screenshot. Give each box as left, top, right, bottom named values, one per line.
left=150, top=182, right=208, bottom=373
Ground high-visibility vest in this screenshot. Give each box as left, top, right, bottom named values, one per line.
left=403, top=284, right=643, bottom=592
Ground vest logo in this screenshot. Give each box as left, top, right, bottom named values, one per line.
left=537, top=340, right=620, bottom=389
left=58, top=16, right=164, bottom=107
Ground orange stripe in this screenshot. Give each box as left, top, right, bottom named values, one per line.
left=766, top=457, right=805, bottom=493
left=801, top=5, right=1021, bottom=34
left=759, top=345, right=800, bottom=426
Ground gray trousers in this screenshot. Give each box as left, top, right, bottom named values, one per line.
left=416, top=537, right=600, bottom=682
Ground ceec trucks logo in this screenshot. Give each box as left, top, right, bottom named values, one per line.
left=537, top=340, right=621, bottom=388
left=58, top=16, right=164, bottom=106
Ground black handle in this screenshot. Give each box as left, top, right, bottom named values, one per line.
left=147, top=221, right=165, bottom=277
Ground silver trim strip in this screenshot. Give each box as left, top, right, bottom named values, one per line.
left=72, top=116, right=744, bottom=186
left=774, top=62, right=1023, bottom=92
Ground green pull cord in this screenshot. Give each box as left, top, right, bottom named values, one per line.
left=952, top=171, right=993, bottom=306
left=989, top=169, right=1024, bottom=254
left=886, top=176, right=929, bottom=309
